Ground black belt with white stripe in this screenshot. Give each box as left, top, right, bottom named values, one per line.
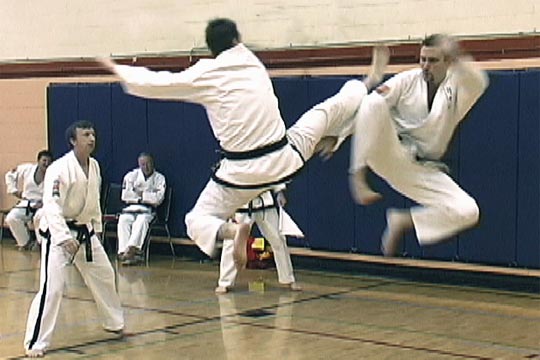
left=39, top=221, right=95, bottom=262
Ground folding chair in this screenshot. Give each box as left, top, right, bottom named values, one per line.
left=0, top=209, right=11, bottom=244
left=141, top=187, right=173, bottom=264
left=101, top=183, right=124, bottom=253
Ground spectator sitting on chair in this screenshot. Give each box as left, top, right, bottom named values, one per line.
left=117, top=152, right=166, bottom=265
left=5, top=150, right=53, bottom=250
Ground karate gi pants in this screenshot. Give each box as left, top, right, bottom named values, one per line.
left=5, top=207, right=41, bottom=246
left=117, top=212, right=155, bottom=254
left=218, top=209, right=295, bottom=288
left=24, top=232, right=124, bottom=352
left=351, top=93, right=480, bottom=244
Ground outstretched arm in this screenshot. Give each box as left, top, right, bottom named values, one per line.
left=97, top=57, right=207, bottom=102
left=314, top=45, right=391, bottom=161
left=363, top=45, right=390, bottom=90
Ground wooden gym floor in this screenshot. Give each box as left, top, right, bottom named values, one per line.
left=0, top=241, right=539, bottom=359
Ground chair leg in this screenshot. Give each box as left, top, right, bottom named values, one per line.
left=166, top=226, right=175, bottom=257
left=102, top=222, right=109, bottom=253
left=145, top=233, right=151, bottom=266
left=0, top=212, right=6, bottom=244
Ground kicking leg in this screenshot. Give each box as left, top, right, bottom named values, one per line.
left=349, top=167, right=382, bottom=205
left=381, top=208, right=414, bottom=257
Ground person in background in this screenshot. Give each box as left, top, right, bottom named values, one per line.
left=117, top=152, right=166, bottom=265
left=5, top=150, right=53, bottom=250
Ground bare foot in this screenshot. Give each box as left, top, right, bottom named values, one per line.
left=349, top=169, right=382, bottom=205
left=215, top=286, right=229, bottom=294
left=104, top=328, right=125, bottom=339
left=363, top=45, right=390, bottom=90
left=25, top=348, right=45, bottom=358
left=286, top=282, right=303, bottom=291
left=314, top=136, right=338, bottom=161
left=381, top=209, right=413, bottom=257
left=232, top=223, right=251, bottom=270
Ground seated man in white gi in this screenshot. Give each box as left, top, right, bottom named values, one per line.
left=348, top=34, right=489, bottom=256
left=117, top=152, right=166, bottom=265
left=4, top=150, right=53, bottom=250
left=216, top=186, right=301, bottom=294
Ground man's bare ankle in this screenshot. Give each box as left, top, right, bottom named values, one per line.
left=218, top=223, right=235, bottom=241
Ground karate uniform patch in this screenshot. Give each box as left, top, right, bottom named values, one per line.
left=52, top=179, right=60, bottom=197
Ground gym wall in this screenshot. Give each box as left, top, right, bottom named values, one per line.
left=46, top=70, right=540, bottom=268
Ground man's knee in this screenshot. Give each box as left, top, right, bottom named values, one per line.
left=5, top=210, right=17, bottom=224
left=453, top=197, right=480, bottom=228
left=361, top=92, right=388, bottom=115
left=117, top=214, right=131, bottom=225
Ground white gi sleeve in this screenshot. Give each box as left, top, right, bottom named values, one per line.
left=90, top=159, right=103, bottom=233
left=121, top=170, right=140, bottom=204
left=113, top=60, right=211, bottom=103
left=5, top=165, right=20, bottom=194
left=376, top=70, right=411, bottom=108
left=452, top=59, right=489, bottom=121
left=142, top=173, right=166, bottom=207
left=42, top=164, right=73, bottom=245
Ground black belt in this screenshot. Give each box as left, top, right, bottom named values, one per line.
left=25, top=202, right=38, bottom=217
left=236, top=190, right=278, bottom=219
left=219, top=136, right=288, bottom=160
left=39, top=222, right=95, bottom=262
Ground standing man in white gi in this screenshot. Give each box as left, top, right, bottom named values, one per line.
left=5, top=150, right=53, bottom=250
left=349, top=34, right=489, bottom=256
left=117, top=152, right=166, bottom=265
left=100, top=18, right=389, bottom=269
left=24, top=121, right=124, bottom=358
left=216, top=186, right=301, bottom=294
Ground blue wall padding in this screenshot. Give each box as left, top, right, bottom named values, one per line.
left=273, top=79, right=311, bottom=247
left=46, top=70, right=540, bottom=268
left=77, top=84, right=114, bottom=183
left=304, top=78, right=355, bottom=251
left=516, top=71, right=540, bottom=267
left=47, top=83, right=79, bottom=158
left=110, top=84, right=148, bottom=183
left=458, top=72, right=519, bottom=265
left=355, top=172, right=407, bottom=255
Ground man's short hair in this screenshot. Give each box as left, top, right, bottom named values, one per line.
left=205, top=18, right=240, bottom=57
left=65, top=120, right=95, bottom=148
left=422, top=34, right=446, bottom=48
left=37, top=149, right=53, bottom=161
left=138, top=152, right=154, bottom=162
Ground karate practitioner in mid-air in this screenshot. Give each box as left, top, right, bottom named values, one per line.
left=100, top=18, right=389, bottom=269
left=348, top=34, right=489, bottom=256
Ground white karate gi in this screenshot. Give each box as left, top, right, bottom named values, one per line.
left=351, top=61, right=489, bottom=244
left=112, top=43, right=366, bottom=257
left=5, top=163, right=44, bottom=246
left=24, top=151, right=123, bottom=353
left=218, top=190, right=295, bottom=288
left=117, top=168, right=166, bottom=254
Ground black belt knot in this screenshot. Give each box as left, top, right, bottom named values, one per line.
left=25, top=202, right=38, bottom=217
left=39, top=222, right=95, bottom=262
